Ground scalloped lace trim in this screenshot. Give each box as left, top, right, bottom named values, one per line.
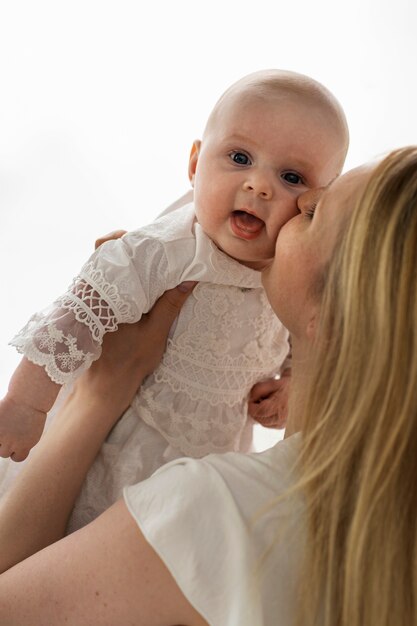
left=79, top=262, right=135, bottom=321
left=11, top=318, right=97, bottom=385
left=10, top=263, right=137, bottom=384
left=60, top=263, right=135, bottom=342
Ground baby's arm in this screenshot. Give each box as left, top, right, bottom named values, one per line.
left=0, top=358, right=60, bottom=461
left=248, top=369, right=291, bottom=430
left=3, top=229, right=176, bottom=461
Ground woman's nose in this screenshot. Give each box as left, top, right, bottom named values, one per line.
left=242, top=175, right=273, bottom=200
left=297, top=188, right=324, bottom=213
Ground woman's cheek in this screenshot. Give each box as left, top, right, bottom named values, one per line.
left=261, top=260, right=285, bottom=316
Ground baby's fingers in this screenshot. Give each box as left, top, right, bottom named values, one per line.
left=249, top=378, right=282, bottom=403
left=0, top=435, right=31, bottom=461
left=249, top=399, right=287, bottom=429
left=95, top=230, right=128, bottom=249
left=10, top=446, right=31, bottom=463
left=0, top=440, right=13, bottom=459
left=249, top=384, right=288, bottom=429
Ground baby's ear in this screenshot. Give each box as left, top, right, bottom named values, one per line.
left=188, top=140, right=201, bottom=186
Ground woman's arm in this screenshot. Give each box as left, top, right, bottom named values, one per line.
left=0, top=282, right=196, bottom=574
left=0, top=499, right=208, bottom=625
left=0, top=282, right=207, bottom=625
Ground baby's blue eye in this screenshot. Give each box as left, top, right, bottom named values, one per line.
left=282, top=172, right=303, bottom=185
left=231, top=152, right=251, bottom=166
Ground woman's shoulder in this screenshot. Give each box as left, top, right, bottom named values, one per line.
left=201, top=434, right=300, bottom=508
left=126, top=434, right=300, bottom=519
left=124, top=435, right=302, bottom=626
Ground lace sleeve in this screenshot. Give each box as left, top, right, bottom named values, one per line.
left=10, top=235, right=169, bottom=385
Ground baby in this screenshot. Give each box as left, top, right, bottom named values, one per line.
left=0, top=71, right=348, bottom=507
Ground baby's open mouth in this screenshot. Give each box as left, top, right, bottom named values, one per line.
left=230, top=210, right=265, bottom=239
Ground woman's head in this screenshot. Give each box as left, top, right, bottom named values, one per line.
left=292, top=146, right=417, bottom=626
left=261, top=162, right=371, bottom=340
left=307, top=146, right=417, bottom=435
left=318, top=145, right=417, bottom=415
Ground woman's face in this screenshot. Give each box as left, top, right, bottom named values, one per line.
left=262, top=165, right=372, bottom=339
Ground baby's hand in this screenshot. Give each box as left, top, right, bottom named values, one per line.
left=0, top=397, right=47, bottom=461
left=0, top=358, right=60, bottom=461
left=248, top=375, right=291, bottom=429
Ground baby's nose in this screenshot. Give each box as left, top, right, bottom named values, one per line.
left=242, top=178, right=272, bottom=200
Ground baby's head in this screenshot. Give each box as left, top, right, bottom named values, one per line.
left=189, top=69, right=349, bottom=270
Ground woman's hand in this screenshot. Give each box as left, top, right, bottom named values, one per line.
left=79, top=282, right=197, bottom=417
left=0, top=282, right=196, bottom=573
left=95, top=229, right=127, bottom=249
left=87, top=228, right=197, bottom=416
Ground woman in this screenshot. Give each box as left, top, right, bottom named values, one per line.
left=0, top=147, right=416, bottom=625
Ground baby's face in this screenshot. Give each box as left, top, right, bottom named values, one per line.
left=189, top=93, right=347, bottom=270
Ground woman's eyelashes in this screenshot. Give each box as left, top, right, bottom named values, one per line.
left=304, top=203, right=317, bottom=219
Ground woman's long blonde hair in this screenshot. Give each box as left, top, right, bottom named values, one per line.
left=296, top=147, right=417, bottom=626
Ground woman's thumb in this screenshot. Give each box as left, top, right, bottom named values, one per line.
left=148, top=282, right=197, bottom=330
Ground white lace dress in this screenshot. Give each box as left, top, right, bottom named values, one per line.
left=10, top=203, right=289, bottom=531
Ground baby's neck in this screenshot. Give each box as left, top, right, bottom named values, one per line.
left=212, top=239, right=267, bottom=272
left=235, top=257, right=267, bottom=271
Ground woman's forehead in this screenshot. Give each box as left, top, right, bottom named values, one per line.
left=314, top=165, right=373, bottom=254
left=323, top=164, right=373, bottom=207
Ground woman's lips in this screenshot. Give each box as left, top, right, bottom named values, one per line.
left=230, top=210, right=264, bottom=240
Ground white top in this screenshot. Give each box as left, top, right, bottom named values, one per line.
left=124, top=434, right=304, bottom=626
left=11, top=203, right=289, bottom=457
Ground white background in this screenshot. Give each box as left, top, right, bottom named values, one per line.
left=1, top=0, right=416, bottom=449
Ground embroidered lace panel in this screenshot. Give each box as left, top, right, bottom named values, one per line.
left=10, top=262, right=137, bottom=385
left=135, top=283, right=289, bottom=456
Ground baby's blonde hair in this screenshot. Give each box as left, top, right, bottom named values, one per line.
left=295, top=146, right=417, bottom=626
